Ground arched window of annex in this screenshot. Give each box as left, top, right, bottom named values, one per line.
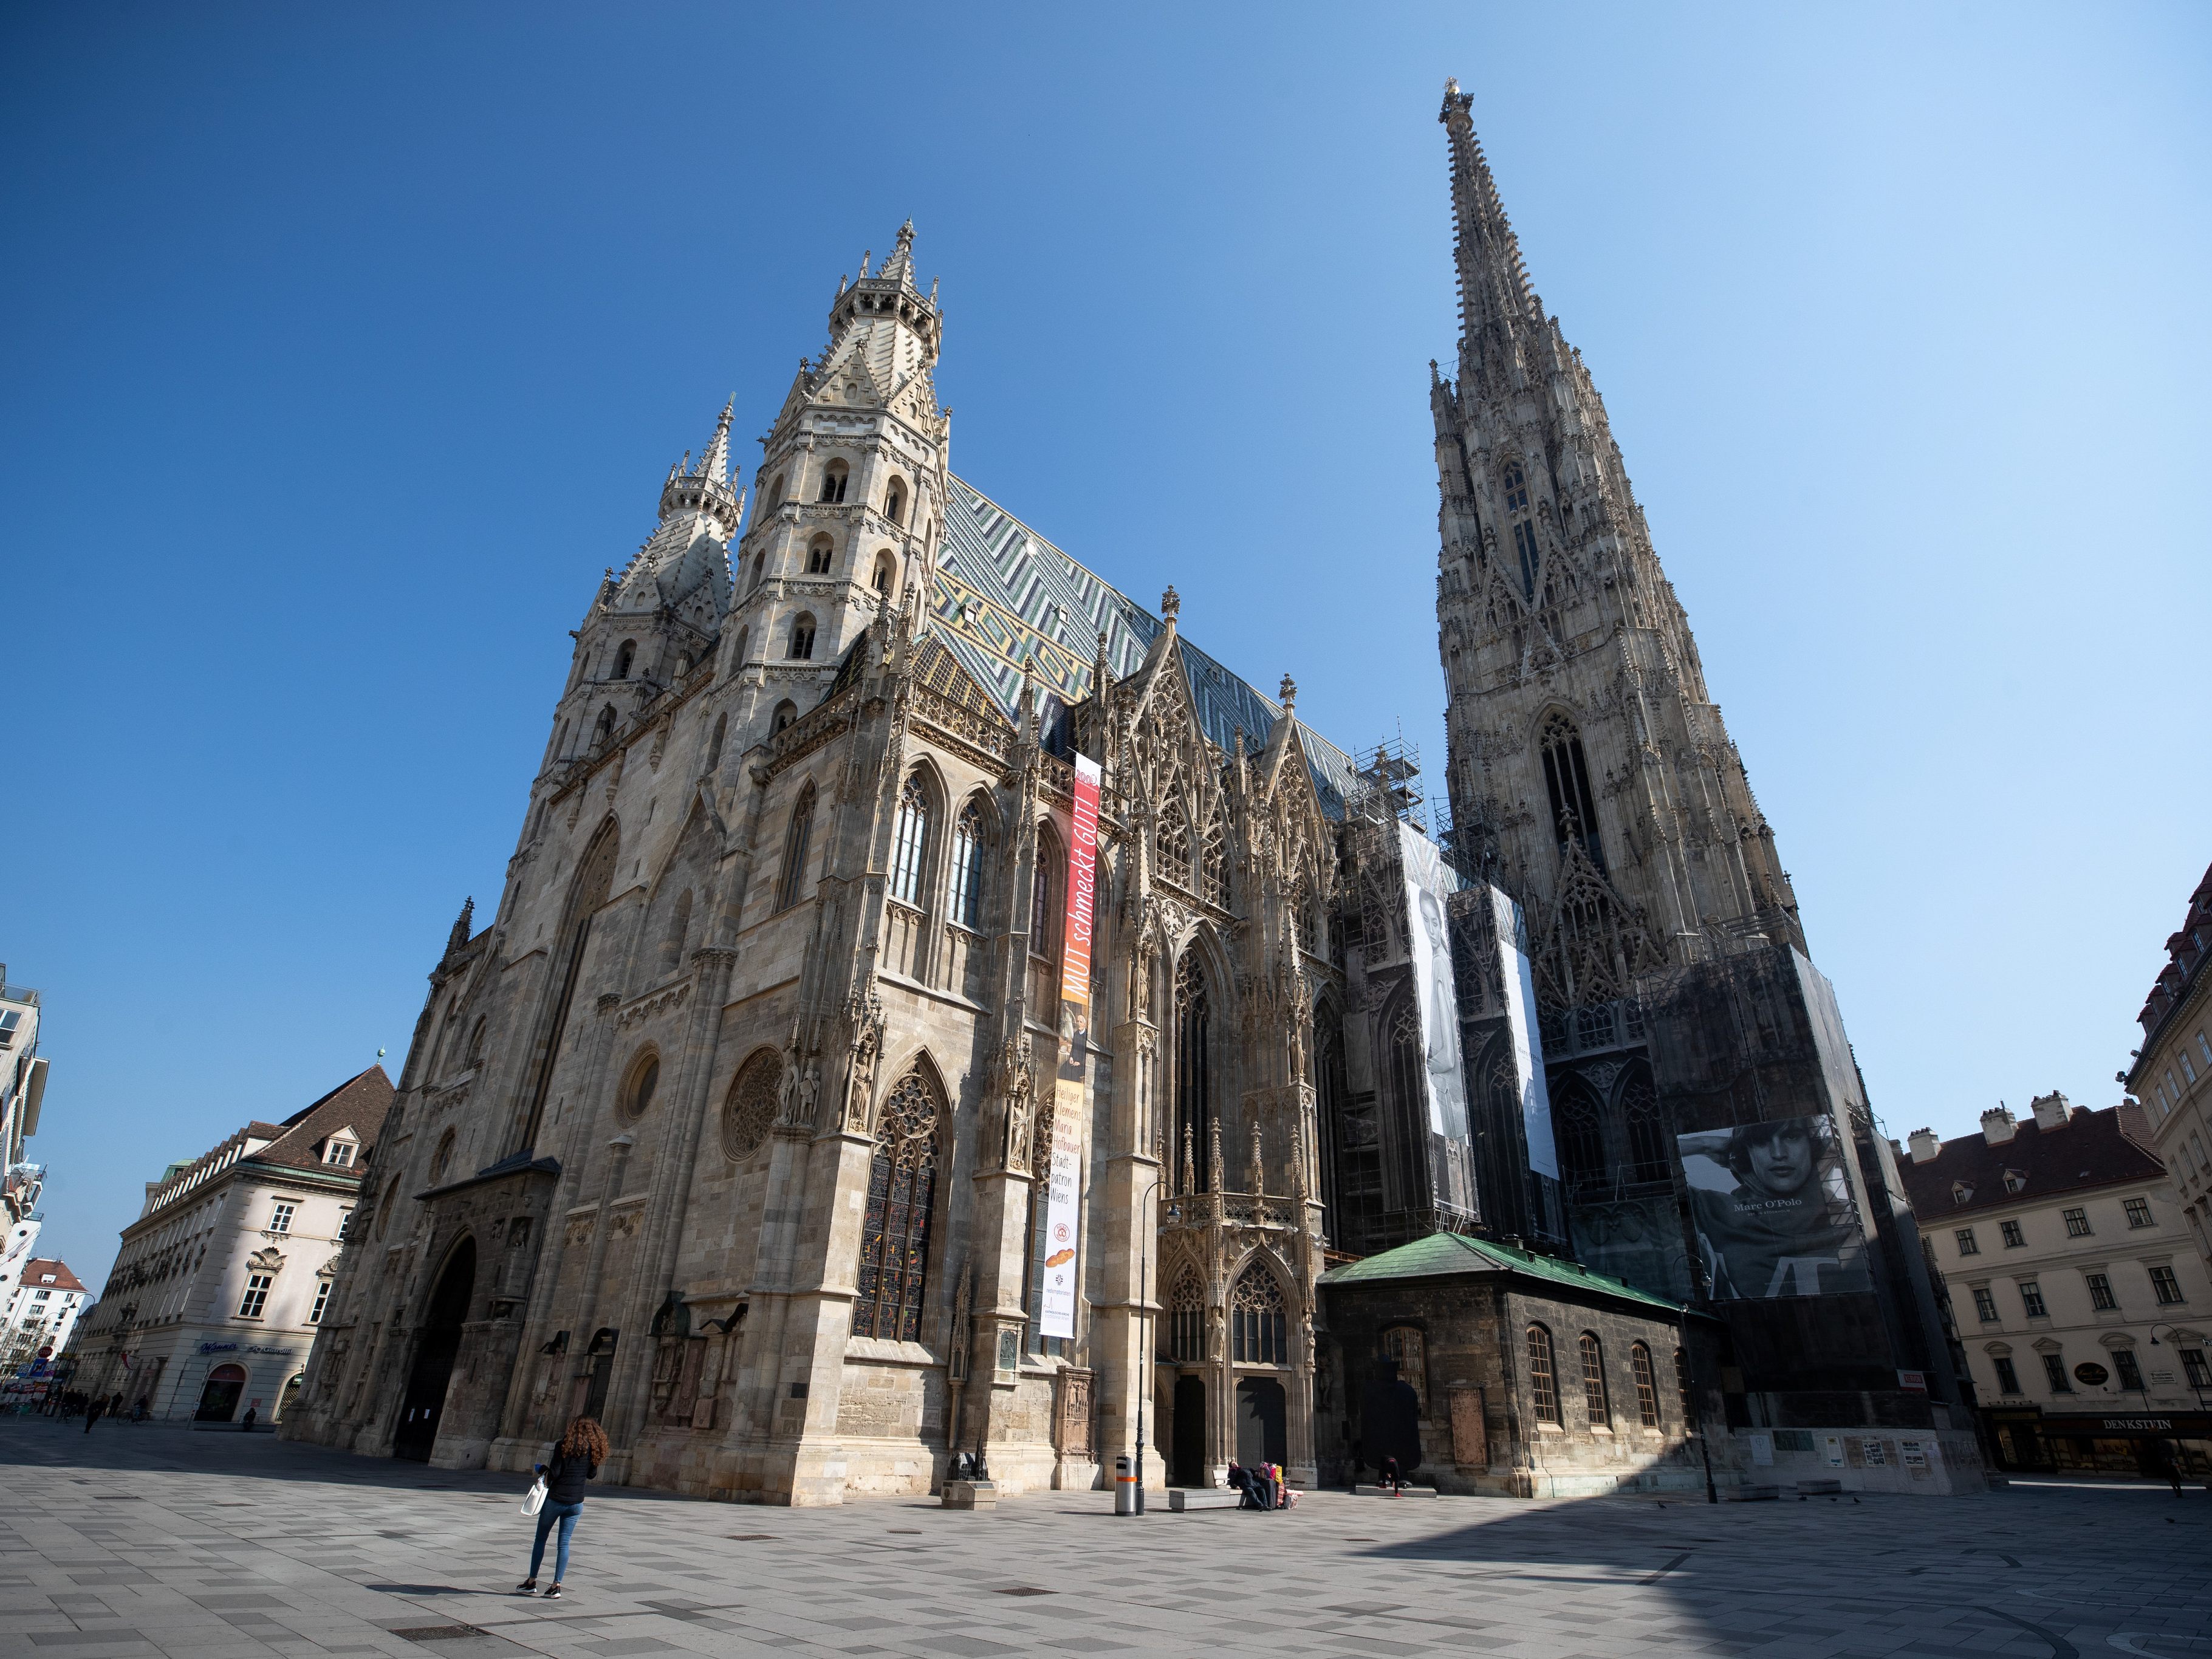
left=1630, top=1341, right=1660, bottom=1427
left=1526, top=1323, right=1561, bottom=1425
left=852, top=1054, right=945, bottom=1341
left=883, top=476, right=908, bottom=525
left=1536, top=708, right=1603, bottom=870
left=1382, top=1325, right=1428, bottom=1412
left=770, top=699, right=797, bottom=734
left=787, top=612, right=817, bottom=660
left=613, top=640, right=637, bottom=680
left=1579, top=1331, right=1610, bottom=1425
left=1030, top=821, right=1064, bottom=966
left=872, top=550, right=898, bottom=598
left=721, top=1045, right=782, bottom=1163
left=617, top=1046, right=662, bottom=1123
left=1172, top=945, right=1217, bottom=1192
left=947, top=794, right=992, bottom=931
left=1228, top=1260, right=1287, bottom=1364
left=1168, top=1264, right=1207, bottom=1363
left=817, top=457, right=850, bottom=504
left=805, top=533, right=834, bottom=575
left=889, top=768, right=937, bottom=909
left=776, top=781, right=817, bottom=911
left=1502, top=460, right=1539, bottom=601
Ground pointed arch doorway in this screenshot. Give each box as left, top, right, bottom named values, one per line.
left=393, top=1238, right=474, bottom=1462
left=1171, top=1375, right=1207, bottom=1486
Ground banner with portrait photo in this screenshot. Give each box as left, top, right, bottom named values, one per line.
left=1397, top=823, right=1469, bottom=1141
left=1678, top=1113, right=1872, bottom=1299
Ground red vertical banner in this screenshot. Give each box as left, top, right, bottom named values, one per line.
left=1060, top=755, right=1102, bottom=1007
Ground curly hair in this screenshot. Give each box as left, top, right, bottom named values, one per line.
left=558, top=1416, right=609, bottom=1464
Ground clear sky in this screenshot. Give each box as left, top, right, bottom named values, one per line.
left=4, top=4, right=2206, bottom=1293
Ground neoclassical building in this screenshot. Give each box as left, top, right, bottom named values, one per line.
left=285, top=217, right=1402, bottom=1500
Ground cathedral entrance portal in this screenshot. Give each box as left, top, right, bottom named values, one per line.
left=1236, top=1377, right=1287, bottom=1468
left=393, top=1238, right=474, bottom=1462
left=1171, top=1376, right=1207, bottom=1485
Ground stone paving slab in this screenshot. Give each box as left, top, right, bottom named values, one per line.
left=1, top=1420, right=2209, bottom=1658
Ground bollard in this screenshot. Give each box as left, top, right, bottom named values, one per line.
left=1114, top=1455, right=1136, bottom=1516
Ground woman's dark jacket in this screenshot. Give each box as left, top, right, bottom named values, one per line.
left=538, top=1449, right=600, bottom=1505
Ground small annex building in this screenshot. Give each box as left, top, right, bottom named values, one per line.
left=1318, top=1231, right=1716, bottom=1498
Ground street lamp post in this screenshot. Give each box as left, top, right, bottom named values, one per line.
left=1129, top=1172, right=1172, bottom=1516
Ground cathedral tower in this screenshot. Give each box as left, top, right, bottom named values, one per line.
left=1430, top=81, right=1961, bottom=1433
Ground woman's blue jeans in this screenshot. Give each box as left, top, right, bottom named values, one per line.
left=529, top=1500, right=583, bottom=1582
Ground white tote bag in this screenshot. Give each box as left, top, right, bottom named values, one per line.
left=520, top=1477, right=548, bottom=1518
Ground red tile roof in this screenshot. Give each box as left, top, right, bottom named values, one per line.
left=1897, top=1104, right=2163, bottom=1222
left=16, top=1258, right=86, bottom=1295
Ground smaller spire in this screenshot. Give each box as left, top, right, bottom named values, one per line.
left=1278, top=673, right=1297, bottom=711
left=858, top=248, right=872, bottom=279
left=1160, top=585, right=1180, bottom=623
left=445, top=897, right=474, bottom=958
left=697, top=395, right=734, bottom=484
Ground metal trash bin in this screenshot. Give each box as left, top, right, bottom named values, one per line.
left=1114, top=1455, right=1137, bottom=1515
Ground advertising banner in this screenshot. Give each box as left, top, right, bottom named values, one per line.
left=1488, top=886, right=1558, bottom=1180
left=1041, top=753, right=1103, bottom=1340
left=1677, top=1113, right=1872, bottom=1299
left=1398, top=823, right=1468, bottom=1141
left=1060, top=755, right=1102, bottom=1005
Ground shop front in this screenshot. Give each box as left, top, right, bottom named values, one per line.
left=1985, top=1407, right=2212, bottom=1479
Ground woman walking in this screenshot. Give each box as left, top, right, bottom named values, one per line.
left=517, top=1417, right=605, bottom=1599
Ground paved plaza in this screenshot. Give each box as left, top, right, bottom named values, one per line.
left=1, top=1420, right=2208, bottom=1659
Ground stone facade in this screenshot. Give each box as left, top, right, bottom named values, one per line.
left=2128, top=863, right=2212, bottom=1266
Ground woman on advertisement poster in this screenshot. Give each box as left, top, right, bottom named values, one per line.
left=1677, top=1115, right=1872, bottom=1300
left=1412, top=886, right=1469, bottom=1141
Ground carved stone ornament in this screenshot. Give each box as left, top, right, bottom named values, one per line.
left=247, top=1247, right=286, bottom=1272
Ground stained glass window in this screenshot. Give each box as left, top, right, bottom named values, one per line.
left=852, top=1066, right=940, bottom=1341
left=1230, top=1267, right=1286, bottom=1364
left=891, top=778, right=930, bottom=906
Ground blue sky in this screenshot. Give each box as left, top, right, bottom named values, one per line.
left=4, top=4, right=2206, bottom=1291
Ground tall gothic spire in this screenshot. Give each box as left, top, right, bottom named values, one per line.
left=1439, top=78, right=1544, bottom=384
left=697, top=395, right=733, bottom=486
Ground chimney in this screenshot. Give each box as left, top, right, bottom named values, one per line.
left=2030, top=1090, right=2070, bottom=1131
left=1981, top=1106, right=2017, bottom=1146
left=1908, top=1127, right=1941, bottom=1164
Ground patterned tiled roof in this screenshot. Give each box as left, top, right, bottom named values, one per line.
left=934, top=477, right=1361, bottom=818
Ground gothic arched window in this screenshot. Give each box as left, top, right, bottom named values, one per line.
left=873, top=553, right=895, bottom=595
left=613, top=640, right=636, bottom=680
left=1157, top=799, right=1193, bottom=889
left=1230, top=1266, right=1286, bottom=1364
left=1621, top=1070, right=1669, bottom=1184
left=890, top=777, right=931, bottom=907
left=1383, top=1325, right=1428, bottom=1412
left=1580, top=1332, right=1610, bottom=1425
left=1538, top=712, right=1604, bottom=869
left=818, top=457, right=849, bottom=504
left=705, top=711, right=727, bottom=773
left=1553, top=1078, right=1606, bottom=1194
left=853, top=1064, right=940, bottom=1341
left=787, top=612, right=817, bottom=661
left=770, top=699, right=797, bottom=734
left=776, top=784, right=815, bottom=912
left=1631, top=1341, right=1660, bottom=1427
left=1527, top=1324, right=1560, bottom=1424
left=885, top=478, right=906, bottom=525
left=1200, top=804, right=1230, bottom=906
left=1503, top=462, right=1539, bottom=601
left=948, top=799, right=988, bottom=929
left=766, top=472, right=785, bottom=510
left=806, top=535, right=834, bottom=575
left=1173, top=952, right=1213, bottom=1191
left=1168, top=1268, right=1205, bottom=1363
left=659, top=888, right=692, bottom=972
left=593, top=705, right=617, bottom=747
left=1030, top=823, right=1062, bottom=964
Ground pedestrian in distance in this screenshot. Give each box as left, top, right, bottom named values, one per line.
left=82, top=1398, right=103, bottom=1434
left=240, top=1404, right=257, bottom=1432
left=518, top=1417, right=606, bottom=1599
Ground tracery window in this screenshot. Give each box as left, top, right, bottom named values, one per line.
left=722, top=1048, right=781, bottom=1161
left=1621, top=1071, right=1669, bottom=1184
left=890, top=778, right=930, bottom=906
left=614, top=640, right=636, bottom=680
left=885, top=479, right=906, bottom=524
left=852, top=1064, right=940, bottom=1341
left=1200, top=804, right=1230, bottom=906
left=1030, top=824, right=1061, bottom=963
left=948, top=799, right=987, bottom=929
left=1631, top=1341, right=1660, bottom=1427
left=787, top=612, right=817, bottom=661
left=1579, top=1332, right=1610, bottom=1425
left=1230, top=1266, right=1287, bottom=1364
left=1538, top=712, right=1604, bottom=869
left=818, top=458, right=849, bottom=504
left=1156, top=798, right=1193, bottom=889
left=776, top=784, right=815, bottom=911
left=619, top=1049, right=660, bottom=1122
left=1173, top=952, right=1213, bottom=1191
left=1168, top=1268, right=1206, bottom=1363
left=806, top=536, right=834, bottom=574
left=1503, top=462, right=1539, bottom=600
left=1527, top=1324, right=1560, bottom=1424
left=1553, top=1079, right=1606, bottom=1194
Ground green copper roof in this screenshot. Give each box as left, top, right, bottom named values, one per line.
left=1318, top=1231, right=1684, bottom=1315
